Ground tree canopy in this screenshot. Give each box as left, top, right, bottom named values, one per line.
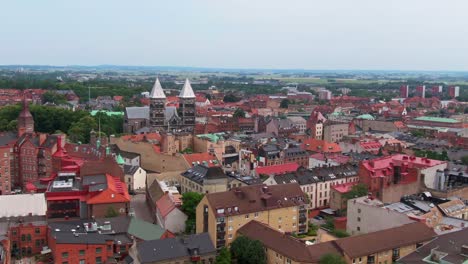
left=233, top=108, right=246, bottom=118
left=230, top=236, right=266, bottom=264
left=215, top=247, right=231, bottom=264
left=181, top=192, right=204, bottom=233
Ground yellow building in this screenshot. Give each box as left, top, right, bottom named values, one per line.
left=238, top=221, right=436, bottom=264
left=196, top=183, right=308, bottom=249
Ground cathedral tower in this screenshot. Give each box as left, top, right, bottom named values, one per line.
left=178, top=79, right=196, bottom=129
left=149, top=78, right=167, bottom=129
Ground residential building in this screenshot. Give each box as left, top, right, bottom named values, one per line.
left=196, top=183, right=308, bottom=249
left=255, top=163, right=299, bottom=177
left=307, top=111, right=327, bottom=140
left=359, top=154, right=447, bottom=203
left=346, top=196, right=415, bottom=235
left=160, top=132, right=193, bottom=155
left=329, top=182, right=358, bottom=211
left=400, top=85, right=409, bottom=98
left=431, top=85, right=443, bottom=97
left=448, top=86, right=460, bottom=98
left=239, top=220, right=436, bottom=264
left=323, top=121, right=349, bottom=143
left=416, top=85, right=426, bottom=98
left=155, top=193, right=187, bottom=234
left=287, top=116, right=307, bottom=134
left=123, top=165, right=146, bottom=192
left=437, top=198, right=467, bottom=220
left=136, top=233, right=216, bottom=264
left=398, top=228, right=468, bottom=264
left=273, top=165, right=359, bottom=209
left=319, top=90, right=332, bottom=100
left=180, top=165, right=228, bottom=194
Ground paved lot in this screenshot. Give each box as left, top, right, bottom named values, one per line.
left=130, top=193, right=154, bottom=223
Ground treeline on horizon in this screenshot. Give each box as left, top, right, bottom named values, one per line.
left=0, top=72, right=467, bottom=101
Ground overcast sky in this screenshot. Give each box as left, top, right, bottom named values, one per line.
left=1, top=0, right=468, bottom=71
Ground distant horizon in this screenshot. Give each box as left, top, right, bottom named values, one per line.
left=1, top=64, right=468, bottom=74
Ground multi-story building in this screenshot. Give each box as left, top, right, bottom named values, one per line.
left=359, top=154, right=447, bottom=203
left=448, top=85, right=460, bottom=98
left=239, top=220, right=435, bottom=264
left=180, top=165, right=228, bottom=194
left=196, top=183, right=308, bottom=249
left=431, top=85, right=443, bottom=97
left=0, top=144, right=12, bottom=195
left=415, top=85, right=426, bottom=98
left=273, top=165, right=359, bottom=209
left=323, top=121, right=349, bottom=143
left=307, top=111, right=327, bottom=140
left=400, top=85, right=409, bottom=98
left=318, top=90, right=332, bottom=100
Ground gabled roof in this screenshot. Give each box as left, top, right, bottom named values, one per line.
left=178, top=79, right=196, bottom=98
left=182, top=153, right=220, bottom=168
left=150, top=78, right=166, bottom=99
left=335, top=222, right=436, bottom=258
left=156, top=193, right=176, bottom=218
left=86, top=175, right=130, bottom=204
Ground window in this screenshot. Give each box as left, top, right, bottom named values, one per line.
left=358, top=208, right=361, bottom=213
left=62, top=262, right=69, bottom=264
left=254, top=212, right=259, bottom=218
left=79, top=250, right=85, bottom=256
left=79, top=260, right=85, bottom=264
left=96, top=247, right=102, bottom=254
left=245, top=214, right=249, bottom=219
left=21, top=234, right=25, bottom=241
left=35, top=239, right=41, bottom=247
left=62, top=252, right=69, bottom=258
left=96, top=257, right=102, bottom=264
left=357, top=226, right=360, bottom=231
left=357, top=217, right=361, bottom=222
left=392, top=248, right=400, bottom=259
left=120, top=245, right=126, bottom=252
left=27, top=234, right=31, bottom=241
left=228, top=234, right=233, bottom=240
left=12, top=229, right=17, bottom=236
left=228, top=226, right=233, bottom=231
left=35, top=228, right=40, bottom=234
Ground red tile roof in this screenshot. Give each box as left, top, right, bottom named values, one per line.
left=332, top=182, right=357, bottom=193
left=255, top=163, right=299, bottom=176
left=156, top=193, right=176, bottom=218
left=86, top=174, right=130, bottom=204
left=301, top=138, right=341, bottom=153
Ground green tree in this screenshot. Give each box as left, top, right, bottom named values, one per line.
left=233, top=108, right=246, bottom=118
left=215, top=247, right=231, bottom=264
left=6, top=120, right=17, bottom=131
left=231, top=236, right=266, bottom=264
left=280, top=99, right=289, bottom=108
left=42, top=91, right=67, bottom=104
left=67, top=116, right=97, bottom=143
left=181, top=192, right=204, bottom=233
left=319, top=253, right=346, bottom=264
left=105, top=206, right=119, bottom=218
left=462, top=156, right=468, bottom=165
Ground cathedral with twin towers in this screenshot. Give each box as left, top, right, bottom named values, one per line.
left=124, top=78, right=196, bottom=133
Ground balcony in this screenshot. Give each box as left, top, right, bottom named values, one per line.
left=217, top=222, right=226, bottom=228
left=216, top=230, right=226, bottom=238
left=216, top=240, right=226, bottom=248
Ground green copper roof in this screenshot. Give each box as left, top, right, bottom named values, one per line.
left=90, top=110, right=124, bottom=117
left=196, top=132, right=225, bottom=143
left=127, top=217, right=167, bottom=240
left=116, top=154, right=125, bottom=165
left=356, top=114, right=375, bottom=120
left=414, top=116, right=460, bottom=123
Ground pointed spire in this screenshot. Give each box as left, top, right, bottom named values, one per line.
left=150, top=78, right=166, bottom=99
left=179, top=78, right=195, bottom=98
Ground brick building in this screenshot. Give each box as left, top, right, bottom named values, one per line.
left=359, top=155, right=447, bottom=203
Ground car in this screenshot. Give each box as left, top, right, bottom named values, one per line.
left=313, top=215, right=323, bottom=220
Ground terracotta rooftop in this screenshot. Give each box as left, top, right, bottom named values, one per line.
left=255, top=163, right=299, bottom=176
left=301, top=138, right=341, bottom=153
left=238, top=221, right=341, bottom=263
left=182, top=152, right=220, bottom=168
left=334, top=222, right=436, bottom=258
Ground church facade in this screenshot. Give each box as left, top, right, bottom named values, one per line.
left=124, top=78, right=196, bottom=133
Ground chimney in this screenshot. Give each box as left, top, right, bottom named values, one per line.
left=262, top=186, right=269, bottom=193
